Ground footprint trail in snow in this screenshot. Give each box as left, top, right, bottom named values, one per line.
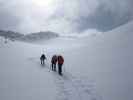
left=28, top=57, right=102, bottom=100
left=53, top=72, right=102, bottom=100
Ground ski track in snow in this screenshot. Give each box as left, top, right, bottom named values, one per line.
left=28, top=56, right=102, bottom=100
left=53, top=71, right=102, bottom=100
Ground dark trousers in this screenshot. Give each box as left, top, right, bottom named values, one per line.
left=41, top=60, right=45, bottom=65
left=52, top=63, right=56, bottom=71
left=58, top=64, right=63, bottom=75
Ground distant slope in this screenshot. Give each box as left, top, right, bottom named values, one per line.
left=107, top=20, right=133, bottom=35
left=0, top=30, right=24, bottom=40
left=0, top=30, right=59, bottom=42
left=20, top=31, right=59, bottom=42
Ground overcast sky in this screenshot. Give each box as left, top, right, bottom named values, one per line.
left=0, top=0, right=133, bottom=34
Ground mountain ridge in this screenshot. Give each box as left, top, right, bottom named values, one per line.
left=0, top=30, right=59, bottom=42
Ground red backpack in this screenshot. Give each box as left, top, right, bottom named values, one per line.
left=58, top=56, right=64, bottom=64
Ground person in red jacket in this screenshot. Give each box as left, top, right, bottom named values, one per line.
left=57, top=55, right=64, bottom=75
left=51, top=55, right=58, bottom=71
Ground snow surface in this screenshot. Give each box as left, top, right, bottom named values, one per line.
left=0, top=21, right=133, bottom=100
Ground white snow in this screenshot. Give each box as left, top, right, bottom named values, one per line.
left=0, top=21, right=133, bottom=100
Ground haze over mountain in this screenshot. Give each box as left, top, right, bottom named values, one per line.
left=0, top=30, right=59, bottom=42
left=19, top=31, right=59, bottom=42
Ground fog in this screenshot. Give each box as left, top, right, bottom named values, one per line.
left=0, top=0, right=133, bottom=34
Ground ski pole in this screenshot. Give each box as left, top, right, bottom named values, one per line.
left=49, top=64, right=52, bottom=72
left=63, top=63, right=66, bottom=73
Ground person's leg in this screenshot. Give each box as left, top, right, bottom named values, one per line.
left=43, top=60, right=45, bottom=65
left=60, top=64, right=62, bottom=75
left=54, top=64, right=56, bottom=71
left=42, top=59, right=45, bottom=65
left=58, top=64, right=62, bottom=75
left=58, top=64, right=60, bottom=74
left=52, top=63, right=54, bottom=70
left=41, top=60, right=42, bottom=64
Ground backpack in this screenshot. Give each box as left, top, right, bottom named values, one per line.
left=51, top=55, right=58, bottom=63
left=40, top=54, right=46, bottom=60
left=58, top=55, right=64, bottom=64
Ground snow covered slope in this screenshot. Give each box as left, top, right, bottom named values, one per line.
left=0, top=21, right=133, bottom=100
left=64, top=21, right=133, bottom=100
left=0, top=39, right=57, bottom=100
left=0, top=35, right=86, bottom=100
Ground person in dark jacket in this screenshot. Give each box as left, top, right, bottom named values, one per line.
left=57, top=55, right=64, bottom=75
left=51, top=55, right=58, bottom=71
left=40, top=54, right=46, bottom=65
